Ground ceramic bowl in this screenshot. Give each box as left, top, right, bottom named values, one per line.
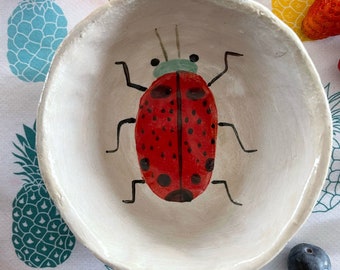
left=37, top=0, right=332, bottom=269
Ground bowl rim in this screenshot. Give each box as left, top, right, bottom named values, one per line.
left=37, top=0, right=333, bottom=269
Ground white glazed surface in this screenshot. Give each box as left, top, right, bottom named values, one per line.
left=37, top=0, right=332, bottom=269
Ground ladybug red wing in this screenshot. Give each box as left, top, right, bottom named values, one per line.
left=135, top=71, right=217, bottom=202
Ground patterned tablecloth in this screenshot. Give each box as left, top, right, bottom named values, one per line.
left=1, top=0, right=339, bottom=269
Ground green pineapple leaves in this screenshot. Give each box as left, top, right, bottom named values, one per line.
left=326, top=83, right=340, bottom=135
left=13, top=123, right=40, bottom=184
left=12, top=122, right=76, bottom=267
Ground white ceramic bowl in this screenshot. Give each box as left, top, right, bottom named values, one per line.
left=37, top=0, right=332, bottom=269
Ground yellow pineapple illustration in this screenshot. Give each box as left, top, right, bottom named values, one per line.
left=272, top=0, right=314, bottom=40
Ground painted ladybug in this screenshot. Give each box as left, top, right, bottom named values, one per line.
left=107, top=26, right=257, bottom=204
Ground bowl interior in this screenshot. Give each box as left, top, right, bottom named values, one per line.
left=37, top=0, right=331, bottom=269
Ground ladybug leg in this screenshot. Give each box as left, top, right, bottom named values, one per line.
left=211, top=180, right=242, bottom=206
left=123, top=179, right=146, bottom=203
left=115, top=61, right=147, bottom=92
left=207, top=51, right=243, bottom=86
left=218, top=122, right=257, bottom=153
left=106, top=117, right=136, bottom=153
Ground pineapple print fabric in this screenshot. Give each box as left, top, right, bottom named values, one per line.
left=1, top=0, right=340, bottom=269
left=12, top=123, right=76, bottom=267
left=7, top=0, right=68, bottom=82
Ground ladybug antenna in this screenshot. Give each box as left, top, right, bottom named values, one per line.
left=175, top=24, right=180, bottom=58
left=155, top=28, right=168, bottom=61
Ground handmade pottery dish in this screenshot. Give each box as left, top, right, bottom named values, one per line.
left=37, top=0, right=332, bottom=269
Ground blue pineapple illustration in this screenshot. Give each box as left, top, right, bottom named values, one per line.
left=12, top=122, right=76, bottom=267
left=7, top=0, right=68, bottom=82
left=314, top=83, right=340, bottom=213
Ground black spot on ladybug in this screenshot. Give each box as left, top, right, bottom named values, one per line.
left=203, top=151, right=207, bottom=156
left=150, top=58, right=160, bottom=66
left=206, top=108, right=211, bottom=114
left=144, top=100, right=149, bottom=106
left=184, top=141, right=188, bottom=145
left=172, top=153, right=177, bottom=159
left=162, top=126, right=166, bottom=132
left=156, top=136, right=159, bottom=141
left=188, top=128, right=193, bottom=134
left=186, top=88, right=206, bottom=100
left=184, top=117, right=189, bottom=123
left=170, top=100, right=175, bottom=105
left=202, top=130, right=206, bottom=136
left=161, top=108, right=166, bottom=113
left=157, top=174, right=171, bottom=187
left=197, top=118, right=202, bottom=124
left=152, top=130, right=156, bottom=135
left=191, top=174, right=201, bottom=184
left=151, top=85, right=172, bottom=99
left=192, top=109, right=196, bottom=116
left=197, top=142, right=202, bottom=148
left=211, top=123, right=216, bottom=129
left=139, top=105, right=143, bottom=109
left=150, top=145, right=154, bottom=150
left=189, top=54, right=199, bottom=62
left=168, top=141, right=172, bottom=147
left=153, top=115, right=157, bottom=121
left=205, top=158, right=214, bottom=172
left=167, top=117, right=171, bottom=122
left=147, top=108, right=152, bottom=113
left=170, top=128, right=175, bottom=133
left=141, top=114, right=145, bottom=119
left=165, top=189, right=193, bottom=202
left=161, top=152, right=165, bottom=158
left=202, top=100, right=208, bottom=107
left=188, top=147, right=192, bottom=153
left=141, top=128, right=145, bottom=134
left=169, top=108, right=174, bottom=114
left=140, top=158, right=150, bottom=171
left=141, top=144, right=146, bottom=150
left=211, top=138, right=215, bottom=145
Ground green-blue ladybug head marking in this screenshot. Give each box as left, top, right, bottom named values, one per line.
left=152, top=26, right=199, bottom=78
left=151, top=54, right=199, bottom=78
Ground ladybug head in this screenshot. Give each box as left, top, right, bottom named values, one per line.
left=151, top=54, right=199, bottom=78
left=151, top=26, right=199, bottom=78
